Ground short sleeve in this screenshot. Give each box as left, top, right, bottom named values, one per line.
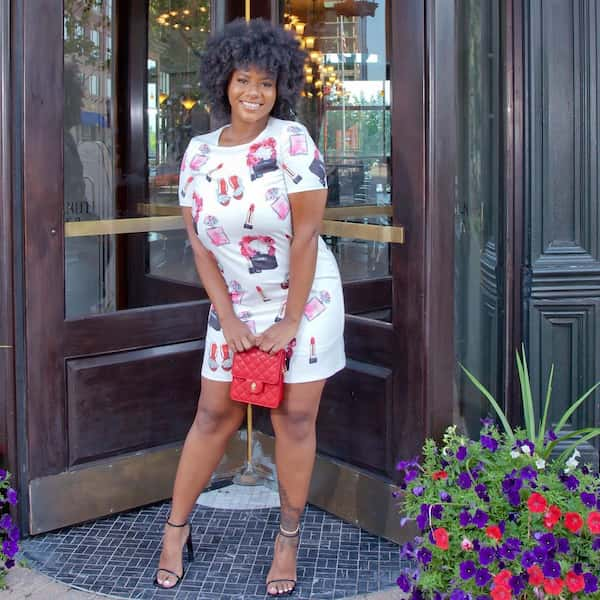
left=178, top=140, right=196, bottom=207
left=279, top=122, right=328, bottom=193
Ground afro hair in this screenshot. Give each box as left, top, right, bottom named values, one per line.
left=198, top=18, right=307, bottom=122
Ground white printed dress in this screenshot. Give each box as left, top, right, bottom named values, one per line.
left=179, top=117, right=346, bottom=384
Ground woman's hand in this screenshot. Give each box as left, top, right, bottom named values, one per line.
left=256, top=317, right=299, bottom=354
left=220, top=314, right=257, bottom=353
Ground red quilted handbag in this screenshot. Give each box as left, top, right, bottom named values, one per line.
left=230, top=347, right=286, bottom=408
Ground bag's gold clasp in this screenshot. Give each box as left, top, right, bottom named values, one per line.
left=250, top=381, right=257, bottom=392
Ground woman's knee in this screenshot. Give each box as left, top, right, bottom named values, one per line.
left=193, top=401, right=241, bottom=436
left=271, top=409, right=316, bottom=442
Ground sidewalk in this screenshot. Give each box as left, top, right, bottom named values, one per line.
left=0, top=566, right=405, bottom=599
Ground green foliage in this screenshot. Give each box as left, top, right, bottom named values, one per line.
left=460, top=345, right=600, bottom=460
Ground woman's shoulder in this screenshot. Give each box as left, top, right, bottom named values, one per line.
left=269, top=117, right=309, bottom=135
left=188, top=127, right=223, bottom=149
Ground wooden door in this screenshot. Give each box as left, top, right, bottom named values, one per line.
left=19, top=0, right=454, bottom=539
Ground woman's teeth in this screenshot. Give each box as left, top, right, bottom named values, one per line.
left=241, top=101, right=261, bottom=110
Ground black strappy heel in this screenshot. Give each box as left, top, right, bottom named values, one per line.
left=153, top=519, right=194, bottom=590
left=266, top=524, right=300, bottom=597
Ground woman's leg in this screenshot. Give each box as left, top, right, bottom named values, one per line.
left=266, top=379, right=326, bottom=595
left=156, top=378, right=245, bottom=588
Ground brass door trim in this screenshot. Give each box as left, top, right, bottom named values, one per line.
left=65, top=215, right=405, bottom=244
left=29, top=431, right=407, bottom=543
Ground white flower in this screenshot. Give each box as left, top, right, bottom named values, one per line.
left=510, top=450, right=521, bottom=459
left=535, top=458, right=546, bottom=469
left=564, top=450, right=580, bottom=473
left=520, top=445, right=532, bottom=455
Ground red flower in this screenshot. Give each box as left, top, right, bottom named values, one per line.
left=527, top=492, right=547, bottom=513
left=485, top=525, right=503, bottom=542
left=432, top=527, right=449, bottom=550
left=490, top=585, right=512, bottom=600
left=432, top=470, right=448, bottom=480
left=543, top=577, right=564, bottom=596
left=564, top=512, right=584, bottom=533
left=493, top=569, right=512, bottom=587
left=565, top=571, right=585, bottom=593
left=587, top=511, right=600, bottom=534
left=543, top=504, right=561, bottom=529
left=527, top=565, right=544, bottom=586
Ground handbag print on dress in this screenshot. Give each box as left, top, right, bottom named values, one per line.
left=230, top=347, right=286, bottom=408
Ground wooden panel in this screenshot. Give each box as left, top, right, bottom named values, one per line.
left=23, top=0, right=65, bottom=478
left=67, top=341, right=203, bottom=466
left=529, top=302, right=599, bottom=434
left=344, top=315, right=394, bottom=368
left=317, top=360, right=392, bottom=474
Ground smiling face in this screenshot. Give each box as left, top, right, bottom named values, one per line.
left=227, top=66, right=277, bottom=126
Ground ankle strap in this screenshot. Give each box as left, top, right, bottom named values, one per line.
left=166, top=519, right=189, bottom=528
left=279, top=524, right=300, bottom=537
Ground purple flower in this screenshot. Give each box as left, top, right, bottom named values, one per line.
left=417, top=547, right=432, bottom=565
left=517, top=439, right=535, bottom=455
left=431, top=504, right=443, bottom=519
left=542, top=559, right=561, bottom=578
left=450, top=590, right=468, bottom=600
left=2, top=539, right=17, bottom=559
left=456, top=446, right=467, bottom=461
left=562, top=474, right=579, bottom=491
left=539, top=533, right=556, bottom=552
left=457, top=472, right=472, bottom=490
left=404, top=469, right=419, bottom=483
left=411, top=589, right=424, bottom=600
left=459, top=510, right=472, bottom=527
left=6, top=488, right=17, bottom=505
left=459, top=560, right=476, bottom=580
left=412, top=486, right=424, bottom=497
left=478, top=546, right=495, bottom=566
left=556, top=537, right=570, bottom=553
left=480, top=435, right=498, bottom=452
left=0, top=469, right=6, bottom=480
left=546, top=428, right=557, bottom=441
left=533, top=545, right=546, bottom=563
left=440, top=490, right=452, bottom=502
left=472, top=509, right=489, bottom=528
left=474, top=567, right=491, bottom=587
left=573, top=562, right=583, bottom=575
left=0, top=514, right=12, bottom=530
left=520, top=465, right=537, bottom=480
left=474, top=483, right=489, bottom=503
left=4, top=558, right=14, bottom=569
left=581, top=491, right=596, bottom=507
left=584, top=573, right=599, bottom=593
left=8, top=526, right=19, bottom=542
left=507, top=491, right=521, bottom=507
left=592, top=537, right=600, bottom=551
left=498, top=543, right=517, bottom=560
left=397, top=574, right=411, bottom=592
left=396, top=458, right=419, bottom=471
left=521, top=551, right=535, bottom=568
left=509, top=574, right=526, bottom=595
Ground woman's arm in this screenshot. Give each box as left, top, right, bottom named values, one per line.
left=182, top=207, right=256, bottom=352
left=256, top=188, right=327, bottom=353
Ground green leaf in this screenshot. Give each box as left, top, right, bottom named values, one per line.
left=554, top=381, right=600, bottom=435
left=541, top=427, right=600, bottom=459
left=459, top=363, right=515, bottom=441
left=516, top=346, right=536, bottom=442
left=556, top=428, right=600, bottom=463
left=537, top=364, right=554, bottom=449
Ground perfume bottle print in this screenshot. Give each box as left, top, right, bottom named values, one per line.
left=288, top=127, right=308, bottom=156
left=204, top=215, right=230, bottom=246
left=303, top=296, right=326, bottom=321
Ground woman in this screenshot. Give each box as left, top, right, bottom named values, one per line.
left=154, top=18, right=345, bottom=596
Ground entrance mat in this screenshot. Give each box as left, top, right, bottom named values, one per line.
left=22, top=499, right=402, bottom=599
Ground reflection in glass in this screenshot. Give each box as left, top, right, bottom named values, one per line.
left=284, top=0, right=391, bottom=289
left=64, top=0, right=116, bottom=318
left=454, top=0, right=503, bottom=437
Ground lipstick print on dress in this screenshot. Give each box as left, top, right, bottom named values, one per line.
left=308, top=149, right=327, bottom=187
left=240, top=235, right=277, bottom=274
left=206, top=162, right=224, bottom=182
left=208, top=304, right=221, bottom=331
left=309, top=337, right=318, bottom=364
left=247, top=137, right=278, bottom=180
left=204, top=215, right=230, bottom=246
left=266, top=187, right=290, bottom=220
left=282, top=162, right=302, bottom=185
left=287, top=125, right=309, bottom=156
left=256, top=285, right=271, bottom=302
left=180, top=175, right=195, bottom=200
left=229, top=175, right=244, bottom=200
left=244, top=204, right=255, bottom=229
left=275, top=301, right=286, bottom=322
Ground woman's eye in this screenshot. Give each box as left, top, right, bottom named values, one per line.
left=237, top=78, right=247, bottom=84
left=262, top=82, right=273, bottom=88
